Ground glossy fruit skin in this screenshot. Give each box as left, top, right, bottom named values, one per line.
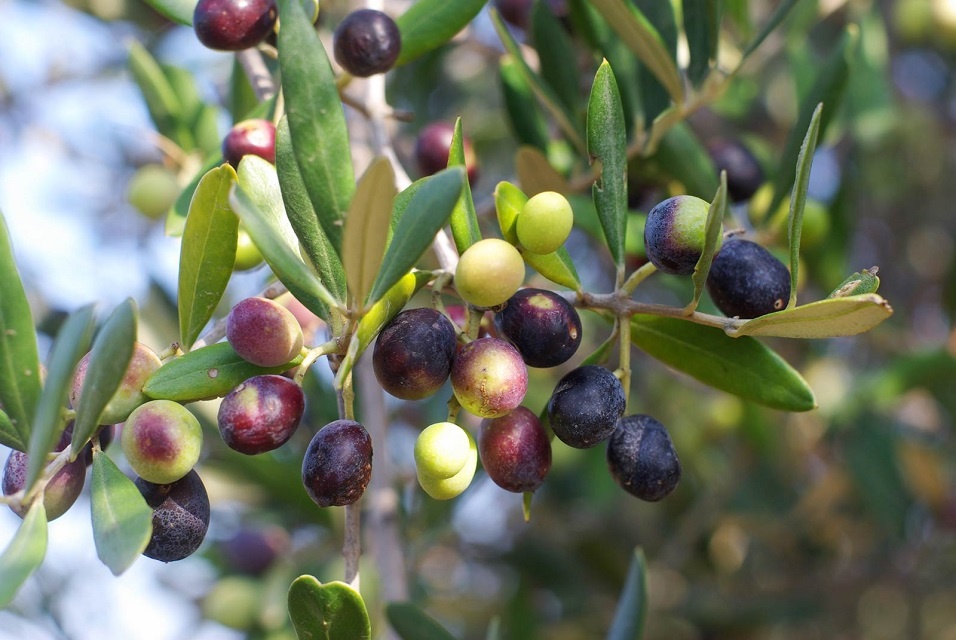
left=2, top=448, right=85, bottom=521
left=218, top=375, right=305, bottom=454
left=372, top=307, right=457, bottom=400
left=71, top=341, right=162, bottom=426
left=606, top=414, right=681, bottom=501
left=455, top=238, right=525, bottom=308
left=479, top=406, right=551, bottom=493
left=516, top=191, right=574, bottom=255
left=494, top=288, right=581, bottom=368
left=193, top=0, right=278, bottom=51
left=451, top=338, right=528, bottom=419
left=547, top=365, right=626, bottom=449
left=414, top=122, right=480, bottom=185
left=708, top=138, right=764, bottom=203
left=414, top=422, right=471, bottom=480
left=643, top=195, right=720, bottom=276
left=706, top=238, right=791, bottom=318
left=122, top=399, right=203, bottom=485
left=222, top=119, right=276, bottom=168
left=333, top=9, right=401, bottom=77
left=136, top=469, right=211, bottom=562
left=302, top=420, right=373, bottom=507
left=416, top=429, right=477, bottom=500
left=227, top=296, right=304, bottom=368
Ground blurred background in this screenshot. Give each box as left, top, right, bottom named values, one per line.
left=1, top=0, right=955, bottom=638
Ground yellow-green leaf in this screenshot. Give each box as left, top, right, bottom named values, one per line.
left=342, top=157, right=396, bottom=308
left=447, top=118, right=481, bottom=254
left=91, top=450, right=152, bottom=576
left=730, top=294, right=894, bottom=339
left=289, top=576, right=371, bottom=640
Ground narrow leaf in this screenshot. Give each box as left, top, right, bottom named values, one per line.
left=0, top=210, right=41, bottom=451
left=277, top=0, right=354, bottom=253
left=500, top=56, right=551, bottom=152
left=740, top=0, right=801, bottom=61
left=355, top=271, right=432, bottom=355
left=386, top=602, right=456, bottom=640
left=276, top=117, right=348, bottom=303
left=141, top=0, right=196, bottom=25
left=447, top=118, right=482, bottom=254
left=178, top=164, right=239, bottom=349
left=91, top=450, right=152, bottom=576
left=495, top=180, right=526, bottom=244
left=634, top=0, right=678, bottom=122
left=70, top=299, right=137, bottom=460
left=25, top=305, right=95, bottom=492
left=828, top=267, right=880, bottom=298
left=588, top=0, right=684, bottom=104
left=342, top=157, right=396, bottom=307
left=366, top=168, right=465, bottom=305
left=687, top=174, right=727, bottom=311
left=143, top=342, right=304, bottom=403
left=231, top=156, right=341, bottom=323
left=587, top=60, right=628, bottom=267
left=531, top=0, right=580, bottom=112
left=683, top=0, right=722, bottom=86
left=786, top=103, right=822, bottom=308
left=515, top=146, right=570, bottom=197
left=522, top=248, right=581, bottom=291
left=607, top=548, right=647, bottom=640
left=0, top=501, right=47, bottom=608
left=127, top=41, right=192, bottom=150
left=729, top=294, right=893, bottom=339
left=288, top=575, right=371, bottom=640
left=630, top=315, right=816, bottom=411
left=395, top=0, right=487, bottom=66
left=651, top=122, right=719, bottom=198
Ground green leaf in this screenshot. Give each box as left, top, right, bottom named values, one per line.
left=0, top=409, right=19, bottom=453
left=531, top=0, right=580, bottom=112
left=342, top=157, right=396, bottom=307
left=828, top=267, right=880, bottom=298
left=682, top=0, right=722, bottom=86
left=522, top=248, right=581, bottom=291
left=0, top=210, right=41, bottom=452
left=0, top=501, right=47, bottom=608
left=25, top=305, right=95, bottom=492
left=192, top=104, right=223, bottom=157
left=366, top=168, right=465, bottom=305
left=650, top=122, right=719, bottom=198
left=395, top=0, right=488, bottom=66
left=275, top=117, right=348, bottom=304
left=588, top=0, right=684, bottom=104
left=231, top=156, right=341, bottom=323
left=786, top=103, right=822, bottom=308
left=288, top=575, right=371, bottom=640
left=607, top=548, right=647, bottom=640
left=143, top=342, right=304, bottom=403
left=490, top=8, right=587, bottom=155
left=386, top=602, right=456, bottom=640
left=277, top=0, right=354, bottom=254
left=178, top=164, right=239, bottom=350
left=355, top=271, right=433, bottom=355
left=634, top=0, right=678, bottom=122
left=161, top=64, right=203, bottom=128
left=729, top=294, right=894, bottom=339
left=141, top=0, right=196, bottom=25
left=495, top=180, right=526, bottom=244
left=630, top=315, right=816, bottom=411
left=127, top=41, right=192, bottom=150
left=740, top=0, right=801, bottom=61
left=447, top=118, right=482, bottom=254
left=687, top=174, right=727, bottom=311
left=500, top=56, right=551, bottom=152
left=587, top=60, right=628, bottom=268
left=91, top=450, right=152, bottom=576
left=70, top=299, right=137, bottom=460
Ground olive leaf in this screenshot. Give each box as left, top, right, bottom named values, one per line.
left=91, top=450, right=152, bottom=576
left=686, top=174, right=727, bottom=312
left=729, top=294, right=893, bottom=339
left=342, top=157, right=396, bottom=307
left=447, top=118, right=482, bottom=254
left=607, top=547, right=648, bottom=640
left=395, top=0, right=487, bottom=67
left=288, top=576, right=371, bottom=640
left=386, top=602, right=456, bottom=640
left=0, top=501, right=48, bottom=608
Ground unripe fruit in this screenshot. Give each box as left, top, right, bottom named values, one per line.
left=516, top=191, right=574, bottom=255
left=494, top=288, right=581, bottom=368
left=220, top=525, right=290, bottom=576
left=222, top=119, right=276, bottom=168
left=414, top=122, right=480, bottom=185
left=136, top=469, right=211, bottom=562
left=71, top=341, right=163, bottom=426
left=414, top=422, right=471, bottom=480
left=547, top=366, right=626, bottom=449
left=2, top=449, right=85, bottom=521
left=416, top=429, right=477, bottom=500
left=302, top=420, right=373, bottom=507
left=127, top=164, right=180, bottom=220
left=706, top=238, right=791, bottom=318
left=234, top=227, right=265, bottom=271
left=643, top=195, right=721, bottom=276
left=193, top=0, right=278, bottom=51
left=606, top=415, right=681, bottom=501
left=373, top=307, right=457, bottom=400
left=451, top=338, right=528, bottom=419
left=479, top=407, right=552, bottom=493
left=707, top=138, right=764, bottom=203
left=122, top=399, right=203, bottom=485
left=217, top=375, right=305, bottom=455
left=333, top=9, right=401, bottom=78
left=455, top=239, right=525, bottom=308
left=226, top=296, right=304, bottom=368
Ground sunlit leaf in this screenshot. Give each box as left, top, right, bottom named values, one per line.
left=729, top=294, right=893, bottom=339
left=447, top=118, right=482, bottom=254
left=395, top=0, right=487, bottom=66
left=683, top=0, right=722, bottom=86
left=91, top=450, right=152, bottom=576
left=386, top=602, right=456, bottom=640
left=607, top=547, right=647, bottom=640
left=178, top=164, right=239, bottom=349
left=355, top=271, right=432, bottom=356
left=786, top=103, right=822, bottom=308
left=0, top=210, right=41, bottom=452
left=71, top=299, right=137, bottom=460
left=630, top=315, right=816, bottom=411
left=0, top=501, right=47, bottom=608
left=288, top=575, right=371, bottom=640
left=342, top=157, right=396, bottom=307
left=142, top=0, right=196, bottom=25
